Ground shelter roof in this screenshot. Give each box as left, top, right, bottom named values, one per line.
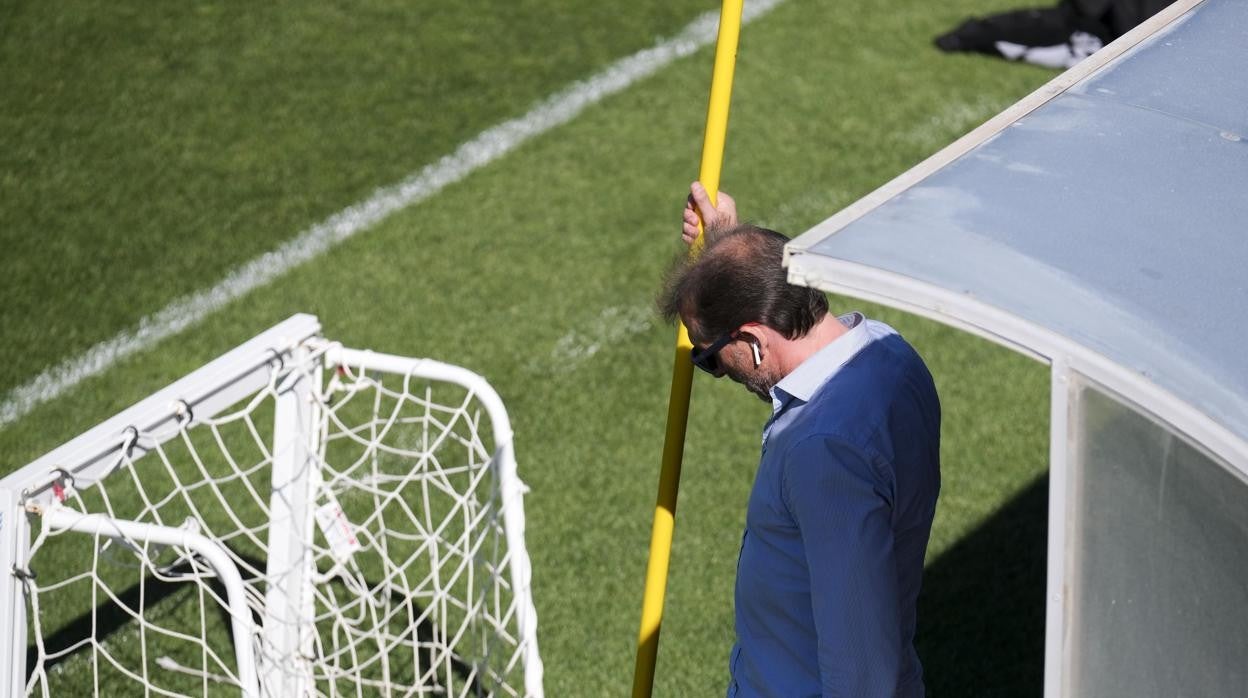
left=787, top=0, right=1248, bottom=451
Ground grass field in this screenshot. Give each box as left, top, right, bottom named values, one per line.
left=3, top=0, right=1055, bottom=694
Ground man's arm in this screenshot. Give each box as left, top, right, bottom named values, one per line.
left=783, top=435, right=901, bottom=697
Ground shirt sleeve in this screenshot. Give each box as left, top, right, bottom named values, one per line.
left=782, top=434, right=900, bottom=697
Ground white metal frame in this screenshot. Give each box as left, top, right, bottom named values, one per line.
left=0, top=313, right=320, bottom=697
left=261, top=343, right=321, bottom=696
left=0, top=487, right=32, bottom=698
left=1045, top=359, right=1073, bottom=698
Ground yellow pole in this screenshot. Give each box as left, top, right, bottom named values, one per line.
left=632, top=2, right=744, bottom=695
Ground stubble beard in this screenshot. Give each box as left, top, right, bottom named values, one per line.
left=728, top=365, right=777, bottom=403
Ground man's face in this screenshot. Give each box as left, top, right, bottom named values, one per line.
left=721, top=346, right=776, bottom=403
left=689, top=321, right=777, bottom=403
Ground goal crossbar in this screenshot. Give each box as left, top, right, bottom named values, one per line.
left=4, top=314, right=321, bottom=513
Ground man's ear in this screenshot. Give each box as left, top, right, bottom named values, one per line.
left=738, top=323, right=770, bottom=351
left=737, top=323, right=769, bottom=367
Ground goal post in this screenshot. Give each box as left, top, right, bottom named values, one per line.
left=0, top=314, right=543, bottom=697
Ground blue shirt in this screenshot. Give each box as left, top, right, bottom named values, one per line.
left=728, top=314, right=941, bottom=698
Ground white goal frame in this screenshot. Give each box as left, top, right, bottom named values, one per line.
left=0, top=313, right=543, bottom=697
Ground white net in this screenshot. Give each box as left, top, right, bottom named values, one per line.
left=13, top=339, right=540, bottom=697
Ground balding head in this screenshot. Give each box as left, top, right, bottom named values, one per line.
left=658, top=224, right=828, bottom=344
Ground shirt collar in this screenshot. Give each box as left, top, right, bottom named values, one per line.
left=769, top=312, right=869, bottom=413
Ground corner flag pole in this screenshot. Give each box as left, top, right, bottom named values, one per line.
left=632, top=1, right=744, bottom=695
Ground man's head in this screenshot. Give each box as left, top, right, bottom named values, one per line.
left=658, top=224, right=829, bottom=400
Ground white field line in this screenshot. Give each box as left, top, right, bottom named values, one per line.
left=526, top=304, right=655, bottom=375
left=0, top=0, right=786, bottom=430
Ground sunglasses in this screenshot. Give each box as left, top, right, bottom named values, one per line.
left=690, top=331, right=737, bottom=374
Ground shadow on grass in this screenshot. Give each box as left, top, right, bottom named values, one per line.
left=28, top=549, right=485, bottom=695
left=917, top=474, right=1048, bottom=697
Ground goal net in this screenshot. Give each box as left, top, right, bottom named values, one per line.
left=0, top=314, right=543, bottom=697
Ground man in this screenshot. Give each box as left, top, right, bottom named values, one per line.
left=661, top=184, right=941, bottom=697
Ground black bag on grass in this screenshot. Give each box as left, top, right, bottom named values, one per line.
left=934, top=0, right=1171, bottom=68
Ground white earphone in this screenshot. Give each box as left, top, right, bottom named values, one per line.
left=751, top=342, right=762, bottom=367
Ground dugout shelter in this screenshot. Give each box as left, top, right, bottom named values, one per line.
left=784, top=0, right=1248, bottom=694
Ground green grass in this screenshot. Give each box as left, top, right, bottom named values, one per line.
left=2, top=0, right=1056, bottom=694
left=0, top=0, right=712, bottom=398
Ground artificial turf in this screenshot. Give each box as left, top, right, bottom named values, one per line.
left=2, top=0, right=1056, bottom=694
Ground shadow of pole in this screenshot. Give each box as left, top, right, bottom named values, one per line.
left=916, top=474, right=1049, bottom=696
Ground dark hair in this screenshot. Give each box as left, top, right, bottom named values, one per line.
left=657, top=224, right=828, bottom=341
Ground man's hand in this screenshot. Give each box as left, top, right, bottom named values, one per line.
left=682, top=182, right=738, bottom=246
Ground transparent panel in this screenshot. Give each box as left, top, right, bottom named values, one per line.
left=1068, top=380, right=1248, bottom=696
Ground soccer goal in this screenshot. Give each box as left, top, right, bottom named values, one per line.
left=0, top=314, right=543, bottom=697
